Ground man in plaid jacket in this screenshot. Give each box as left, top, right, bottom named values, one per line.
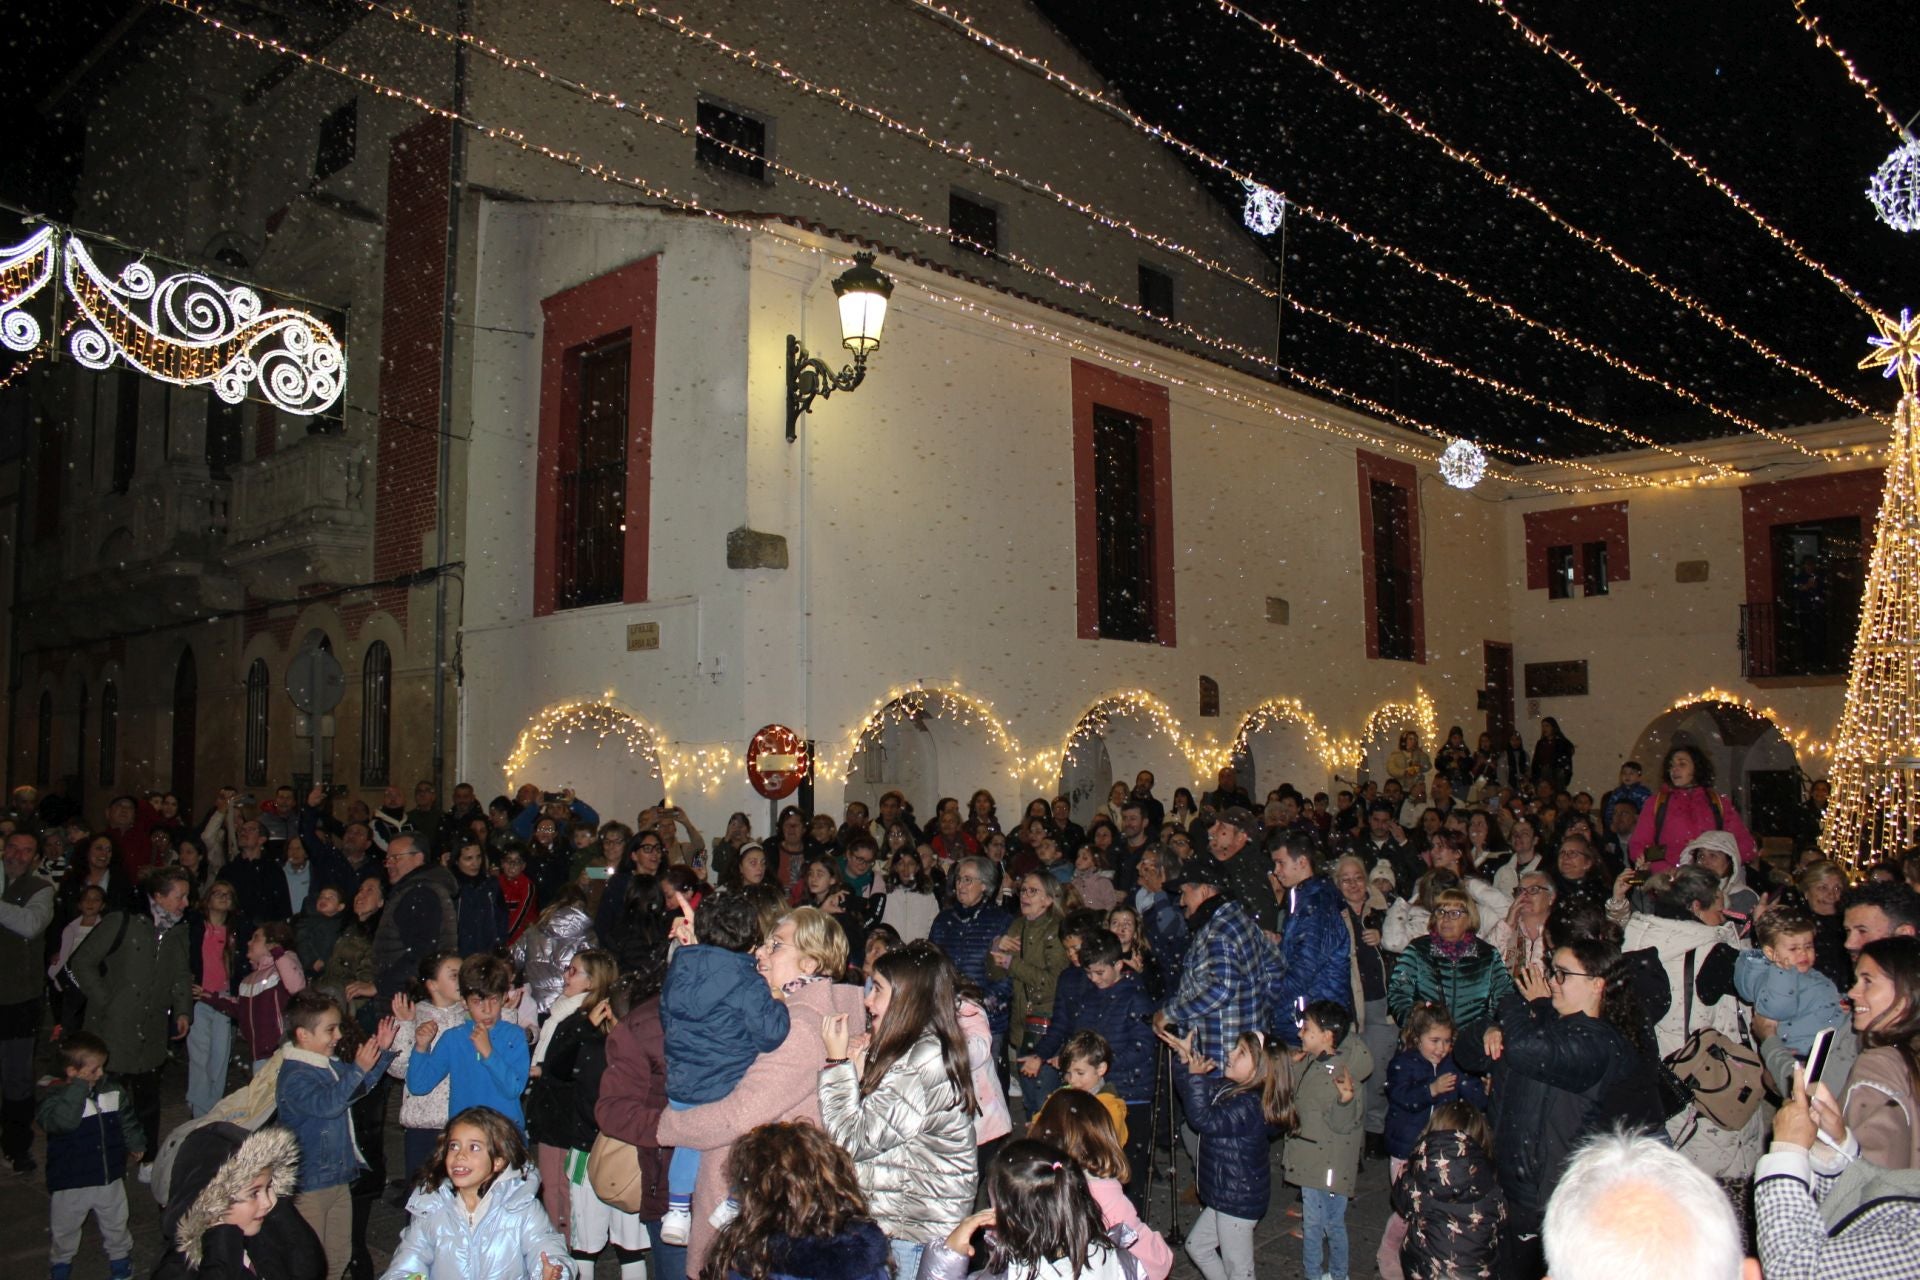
left=1755, top=1078, right=1920, bottom=1279
left=1152, top=857, right=1273, bottom=1066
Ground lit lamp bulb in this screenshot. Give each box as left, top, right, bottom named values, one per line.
left=834, top=252, right=893, bottom=355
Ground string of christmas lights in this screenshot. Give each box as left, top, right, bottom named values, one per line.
left=170, top=0, right=1817, bottom=494
left=1285, top=294, right=1736, bottom=475
left=352, top=0, right=1298, bottom=375
left=905, top=278, right=1684, bottom=492
left=1478, top=0, right=1873, bottom=316
left=1201, top=0, right=1873, bottom=439
left=892, top=0, right=1874, bottom=441
left=342, top=0, right=1734, bottom=485
left=1789, top=0, right=1911, bottom=139
left=594, top=0, right=1280, bottom=300
left=501, top=698, right=741, bottom=797
left=1664, top=687, right=1832, bottom=761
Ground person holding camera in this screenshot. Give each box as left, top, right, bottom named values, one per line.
left=638, top=804, right=706, bottom=877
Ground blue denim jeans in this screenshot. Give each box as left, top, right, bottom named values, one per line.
left=1301, top=1186, right=1350, bottom=1279
left=889, top=1240, right=925, bottom=1278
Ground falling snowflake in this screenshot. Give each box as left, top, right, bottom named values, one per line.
left=1242, top=181, right=1285, bottom=236
left=1869, top=138, right=1920, bottom=233
left=1439, top=438, right=1488, bottom=489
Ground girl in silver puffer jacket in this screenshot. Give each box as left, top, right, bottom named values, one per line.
left=820, top=942, right=981, bottom=1270
left=380, top=1106, right=571, bottom=1280
left=510, top=887, right=598, bottom=1018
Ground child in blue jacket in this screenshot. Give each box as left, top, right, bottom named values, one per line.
left=1025, top=929, right=1156, bottom=1192
left=658, top=893, right=790, bottom=1244
left=408, top=954, right=531, bottom=1129
left=1384, top=1002, right=1488, bottom=1165
left=277, top=990, right=399, bottom=1280
left=1165, top=1028, right=1297, bottom=1280
left=1734, top=910, right=1847, bottom=1058
left=42, top=1032, right=146, bottom=1280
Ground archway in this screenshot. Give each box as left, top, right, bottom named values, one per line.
left=1233, top=699, right=1335, bottom=802
left=1630, top=700, right=1803, bottom=841
left=1056, top=693, right=1200, bottom=826
left=840, top=689, right=1025, bottom=829
left=504, top=702, right=663, bottom=815
left=1359, top=691, right=1438, bottom=788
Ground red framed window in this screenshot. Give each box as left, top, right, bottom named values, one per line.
left=534, top=256, right=658, bottom=617
left=1072, top=360, right=1175, bottom=645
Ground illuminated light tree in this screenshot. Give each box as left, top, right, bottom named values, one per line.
left=1823, top=309, right=1920, bottom=866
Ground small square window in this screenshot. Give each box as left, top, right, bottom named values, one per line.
left=1139, top=264, right=1175, bottom=319
left=949, top=191, right=999, bottom=257
left=696, top=100, right=767, bottom=181
left=314, top=99, right=357, bottom=182
left=1582, top=540, right=1610, bottom=596
left=1547, top=545, right=1575, bottom=600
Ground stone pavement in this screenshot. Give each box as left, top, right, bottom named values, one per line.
left=5, top=1049, right=1396, bottom=1280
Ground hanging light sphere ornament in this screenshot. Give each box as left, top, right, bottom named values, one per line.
left=1438, top=438, right=1488, bottom=489
left=1868, top=138, right=1920, bottom=233
left=1242, top=181, right=1285, bottom=236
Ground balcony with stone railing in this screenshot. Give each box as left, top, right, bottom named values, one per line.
left=224, top=431, right=373, bottom=595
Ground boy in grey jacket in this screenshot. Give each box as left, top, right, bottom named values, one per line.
left=1735, top=910, right=1845, bottom=1057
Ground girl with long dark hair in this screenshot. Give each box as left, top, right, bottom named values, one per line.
left=820, top=940, right=980, bottom=1273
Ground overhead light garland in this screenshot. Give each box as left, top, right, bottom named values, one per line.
left=186, top=0, right=1725, bottom=494
left=1439, top=439, right=1489, bottom=489
left=1821, top=309, right=1920, bottom=866
left=609, top=0, right=1819, bottom=455
left=1479, top=0, right=1873, bottom=312
left=1870, top=139, right=1920, bottom=233
left=1790, top=0, right=1911, bottom=140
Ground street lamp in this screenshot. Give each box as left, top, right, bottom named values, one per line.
left=786, top=251, right=894, bottom=441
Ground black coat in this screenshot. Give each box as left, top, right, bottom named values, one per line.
left=1391, top=1128, right=1506, bottom=1280
left=1488, top=997, right=1643, bottom=1220
left=525, top=1008, right=605, bottom=1151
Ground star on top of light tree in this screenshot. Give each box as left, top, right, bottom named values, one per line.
left=1862, top=307, right=1920, bottom=398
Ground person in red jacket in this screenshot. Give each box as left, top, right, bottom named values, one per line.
left=1628, top=745, right=1757, bottom=872
left=103, top=795, right=165, bottom=883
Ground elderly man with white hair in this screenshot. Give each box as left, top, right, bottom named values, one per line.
left=1543, top=1130, right=1757, bottom=1280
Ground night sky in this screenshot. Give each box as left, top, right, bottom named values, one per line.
left=3, top=1, right=1916, bottom=458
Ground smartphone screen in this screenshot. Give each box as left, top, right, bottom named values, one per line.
left=1805, top=1026, right=1836, bottom=1088
left=586, top=865, right=611, bottom=881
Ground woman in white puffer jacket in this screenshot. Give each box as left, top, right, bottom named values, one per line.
left=820, top=941, right=980, bottom=1276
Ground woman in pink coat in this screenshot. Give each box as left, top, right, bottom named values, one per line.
left=653, top=906, right=865, bottom=1273
left=1628, top=745, right=1757, bottom=872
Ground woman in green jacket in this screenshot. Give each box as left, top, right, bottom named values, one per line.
left=1386, top=886, right=1514, bottom=1075
left=988, top=872, right=1067, bottom=1114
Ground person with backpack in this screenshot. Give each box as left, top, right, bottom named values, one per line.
left=1629, top=746, right=1756, bottom=873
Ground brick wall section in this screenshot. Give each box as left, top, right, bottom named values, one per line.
left=372, top=118, right=454, bottom=626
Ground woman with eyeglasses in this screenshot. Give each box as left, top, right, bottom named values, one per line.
left=930, top=857, right=1014, bottom=1079
left=1618, top=863, right=1762, bottom=1207
left=1386, top=885, right=1514, bottom=1077
left=1484, top=936, right=1660, bottom=1280
left=1484, top=871, right=1556, bottom=976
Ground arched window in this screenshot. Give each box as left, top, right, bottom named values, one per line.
left=245, top=659, right=271, bottom=786
left=360, top=640, right=391, bottom=786
left=34, top=690, right=51, bottom=787
left=172, top=649, right=198, bottom=811
left=99, top=682, right=117, bottom=786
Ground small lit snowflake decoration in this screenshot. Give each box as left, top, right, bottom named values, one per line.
left=1439, top=438, right=1488, bottom=489
left=1242, top=181, right=1285, bottom=236
left=1868, top=137, right=1920, bottom=233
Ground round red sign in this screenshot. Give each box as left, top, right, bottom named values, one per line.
left=746, top=724, right=810, bottom=800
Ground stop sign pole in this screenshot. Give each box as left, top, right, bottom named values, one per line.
left=287, top=644, right=347, bottom=793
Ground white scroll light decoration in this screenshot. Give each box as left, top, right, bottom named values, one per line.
left=1870, top=137, right=1920, bottom=233
left=1438, top=437, right=1488, bottom=489
left=0, top=226, right=56, bottom=353
left=64, top=237, right=344, bottom=415
left=1242, top=181, right=1286, bottom=236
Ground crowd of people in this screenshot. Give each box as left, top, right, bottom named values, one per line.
left=0, top=722, right=1917, bottom=1280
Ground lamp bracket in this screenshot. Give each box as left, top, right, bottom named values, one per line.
left=787, top=333, right=869, bottom=441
